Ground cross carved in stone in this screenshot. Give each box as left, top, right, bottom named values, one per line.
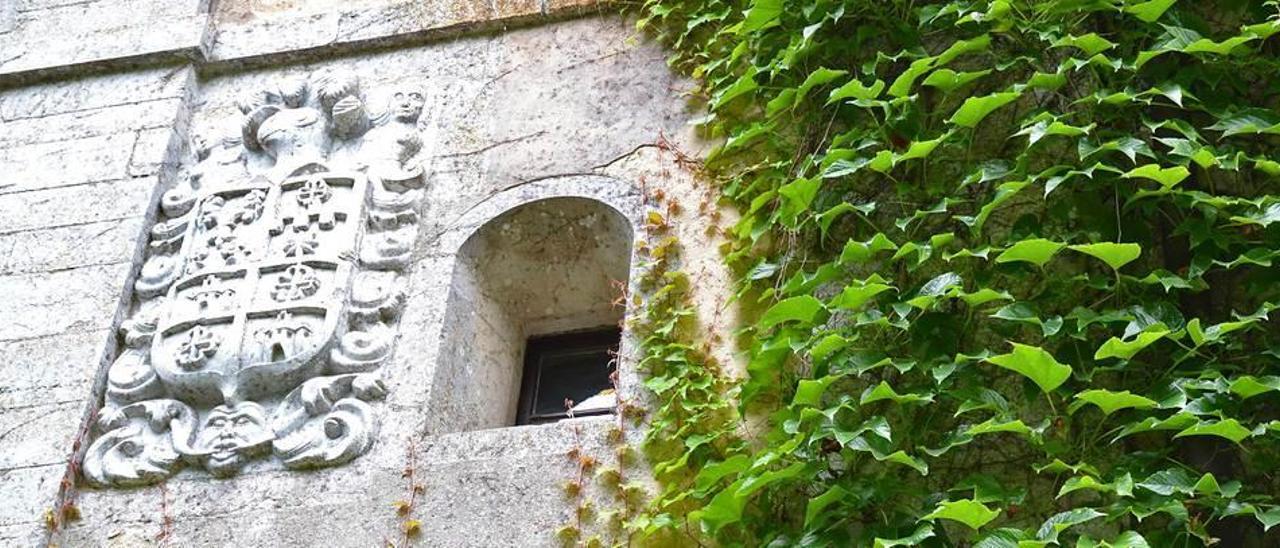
left=175, top=325, right=220, bottom=370
left=271, top=264, right=321, bottom=302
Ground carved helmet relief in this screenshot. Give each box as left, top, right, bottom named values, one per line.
left=86, top=69, right=430, bottom=487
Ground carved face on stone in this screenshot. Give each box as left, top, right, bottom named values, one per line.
left=389, top=88, right=424, bottom=123
left=195, top=402, right=271, bottom=476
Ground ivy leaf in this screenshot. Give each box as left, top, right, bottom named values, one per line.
left=1036, top=508, right=1105, bottom=542
left=1186, top=317, right=1258, bottom=347
left=759, top=296, right=826, bottom=330
left=861, top=381, right=935, bottom=405
left=841, top=233, right=899, bottom=263
left=1125, top=0, right=1177, bottom=23
left=1229, top=376, right=1280, bottom=399
left=792, top=376, right=837, bottom=407
left=959, top=181, right=1029, bottom=234
left=1053, top=33, right=1117, bottom=56
left=995, top=238, right=1066, bottom=267
left=710, top=66, right=759, bottom=111
left=950, top=91, right=1022, bottom=128
left=967, top=417, right=1036, bottom=437
left=1069, top=242, right=1142, bottom=270
left=792, top=67, right=847, bottom=107
left=985, top=343, right=1073, bottom=393
left=740, top=0, right=783, bottom=33
left=1094, top=328, right=1169, bottom=360
left=1175, top=419, right=1253, bottom=444
left=923, top=68, right=992, bottom=93
left=830, top=282, right=894, bottom=310
left=1207, top=108, right=1280, bottom=137
left=1069, top=389, right=1158, bottom=415
left=958, top=288, right=1013, bottom=307
left=873, top=524, right=935, bottom=548
left=1228, top=202, right=1280, bottom=227
left=804, top=485, right=849, bottom=528
left=1139, top=269, right=1193, bottom=292
left=1079, top=137, right=1155, bottom=163
left=1137, top=468, right=1196, bottom=496
left=696, top=462, right=805, bottom=531
left=827, top=78, right=886, bottom=103
left=1081, top=531, right=1152, bottom=548
left=974, top=529, right=1026, bottom=548
left=1015, top=119, right=1095, bottom=147
left=991, top=303, right=1063, bottom=337
left=921, top=499, right=1000, bottom=530
left=1123, top=164, right=1189, bottom=188
left=1058, top=474, right=1111, bottom=498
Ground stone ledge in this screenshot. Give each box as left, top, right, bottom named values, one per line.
left=202, top=0, right=620, bottom=73
left=0, top=13, right=211, bottom=90
left=0, top=0, right=620, bottom=88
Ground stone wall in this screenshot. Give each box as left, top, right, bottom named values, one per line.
left=0, top=1, right=739, bottom=547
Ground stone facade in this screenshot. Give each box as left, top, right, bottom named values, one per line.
left=0, top=1, right=740, bottom=546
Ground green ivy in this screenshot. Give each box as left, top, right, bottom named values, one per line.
left=635, top=0, right=1280, bottom=546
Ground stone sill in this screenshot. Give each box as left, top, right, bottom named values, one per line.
left=0, top=0, right=616, bottom=89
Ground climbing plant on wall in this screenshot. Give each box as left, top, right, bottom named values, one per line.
left=634, top=0, right=1280, bottom=545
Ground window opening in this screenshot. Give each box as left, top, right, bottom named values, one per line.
left=516, top=327, right=620, bottom=425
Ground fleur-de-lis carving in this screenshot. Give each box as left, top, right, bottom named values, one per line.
left=295, top=177, right=333, bottom=210
left=271, top=264, right=321, bottom=302
left=175, top=325, right=220, bottom=370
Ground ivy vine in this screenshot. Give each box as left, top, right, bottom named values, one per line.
left=631, top=0, right=1280, bottom=546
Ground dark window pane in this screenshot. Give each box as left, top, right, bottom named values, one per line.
left=518, top=328, right=619, bottom=424
left=531, top=347, right=614, bottom=416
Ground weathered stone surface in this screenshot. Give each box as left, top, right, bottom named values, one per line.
left=0, top=1, right=208, bottom=81
left=0, top=66, right=190, bottom=121
left=0, top=216, right=147, bottom=275
left=0, top=177, right=158, bottom=233
left=0, top=463, right=63, bottom=527
left=0, top=263, right=131, bottom=341
left=0, top=329, right=113, bottom=409
left=0, top=133, right=136, bottom=193
left=0, top=399, right=83, bottom=469
left=210, top=11, right=341, bottom=61
left=0, top=98, right=184, bottom=149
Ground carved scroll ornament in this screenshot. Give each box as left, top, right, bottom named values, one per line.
left=85, top=70, right=428, bottom=487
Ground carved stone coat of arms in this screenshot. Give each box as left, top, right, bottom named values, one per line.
left=84, top=71, right=428, bottom=486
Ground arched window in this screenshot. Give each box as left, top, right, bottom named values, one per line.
left=428, top=197, right=633, bottom=433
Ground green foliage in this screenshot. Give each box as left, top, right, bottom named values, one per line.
left=637, top=0, right=1280, bottom=546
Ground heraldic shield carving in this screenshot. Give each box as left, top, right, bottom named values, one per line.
left=84, top=71, right=427, bottom=486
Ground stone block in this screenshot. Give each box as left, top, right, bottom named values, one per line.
left=126, top=127, right=184, bottom=178
left=0, top=13, right=208, bottom=79
left=333, top=1, right=432, bottom=44
left=0, top=132, right=135, bottom=194
left=0, top=98, right=184, bottom=149
left=0, top=176, right=158, bottom=233
left=0, top=329, right=112, bottom=410
left=0, top=521, right=45, bottom=548
left=493, top=0, right=542, bottom=20
left=0, top=216, right=147, bottom=276
left=0, top=399, right=84, bottom=469
left=545, top=0, right=613, bottom=15
left=0, top=66, right=191, bottom=121
left=0, top=263, right=132, bottom=341
left=478, top=16, right=695, bottom=190
left=210, top=11, right=339, bottom=62
left=0, top=463, right=63, bottom=527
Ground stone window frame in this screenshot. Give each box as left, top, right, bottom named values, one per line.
left=406, top=174, right=645, bottom=436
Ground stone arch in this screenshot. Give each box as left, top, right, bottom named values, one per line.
left=425, top=177, right=640, bottom=433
